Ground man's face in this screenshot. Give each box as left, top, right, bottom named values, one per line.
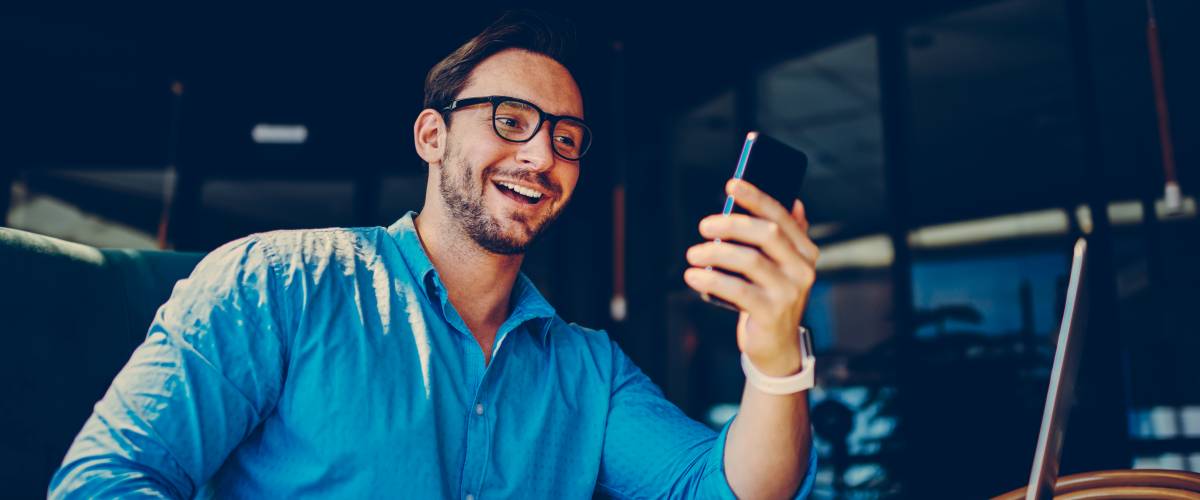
left=436, top=49, right=584, bottom=255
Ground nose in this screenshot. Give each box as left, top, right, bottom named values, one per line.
left=514, top=121, right=555, bottom=172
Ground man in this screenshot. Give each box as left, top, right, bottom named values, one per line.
left=50, top=10, right=818, bottom=499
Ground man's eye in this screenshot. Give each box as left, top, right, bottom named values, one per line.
left=555, top=135, right=577, bottom=147
left=496, top=117, right=522, bottom=129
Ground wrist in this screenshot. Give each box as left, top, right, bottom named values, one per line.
left=745, top=350, right=803, bottom=377
left=741, top=326, right=816, bottom=395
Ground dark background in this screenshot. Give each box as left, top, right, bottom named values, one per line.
left=3, top=1, right=1198, bottom=497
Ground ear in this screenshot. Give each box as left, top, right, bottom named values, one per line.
left=414, top=109, right=447, bottom=166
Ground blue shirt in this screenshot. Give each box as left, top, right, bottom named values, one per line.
left=50, top=212, right=815, bottom=499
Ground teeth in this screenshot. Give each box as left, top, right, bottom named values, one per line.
left=497, top=181, right=543, bottom=199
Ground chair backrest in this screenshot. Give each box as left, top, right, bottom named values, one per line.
left=0, top=227, right=203, bottom=498
left=993, top=469, right=1200, bottom=499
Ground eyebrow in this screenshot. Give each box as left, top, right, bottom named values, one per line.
left=504, top=93, right=583, bottom=119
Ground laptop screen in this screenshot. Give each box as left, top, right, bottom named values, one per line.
left=1025, top=238, right=1090, bottom=500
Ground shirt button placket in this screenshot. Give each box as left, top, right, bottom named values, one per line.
left=462, top=395, right=489, bottom=499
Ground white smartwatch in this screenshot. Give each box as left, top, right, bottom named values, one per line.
left=740, top=326, right=816, bottom=395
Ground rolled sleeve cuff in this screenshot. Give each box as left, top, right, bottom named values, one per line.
left=707, top=420, right=819, bottom=499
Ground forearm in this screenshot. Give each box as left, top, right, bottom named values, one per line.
left=724, top=383, right=812, bottom=499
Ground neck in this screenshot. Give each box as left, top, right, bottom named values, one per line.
left=413, top=206, right=523, bottom=345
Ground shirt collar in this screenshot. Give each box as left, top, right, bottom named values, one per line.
left=508, top=272, right=557, bottom=343
left=387, top=211, right=439, bottom=300
left=386, top=211, right=557, bottom=343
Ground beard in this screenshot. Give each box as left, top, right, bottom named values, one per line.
left=437, top=142, right=566, bottom=255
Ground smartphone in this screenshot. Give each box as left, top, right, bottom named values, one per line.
left=700, top=131, right=809, bottom=311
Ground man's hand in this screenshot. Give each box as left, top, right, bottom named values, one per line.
left=684, top=178, right=820, bottom=377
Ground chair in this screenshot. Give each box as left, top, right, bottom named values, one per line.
left=993, top=469, right=1200, bottom=499
left=0, top=227, right=203, bottom=498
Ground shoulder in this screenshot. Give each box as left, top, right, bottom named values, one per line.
left=243, top=226, right=388, bottom=261
left=549, top=317, right=611, bottom=346
left=545, top=317, right=627, bottom=367
left=190, top=226, right=398, bottom=302
left=544, top=318, right=657, bottom=395
left=219, top=226, right=394, bottom=277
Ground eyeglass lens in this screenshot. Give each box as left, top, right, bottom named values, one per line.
left=494, top=99, right=590, bottom=160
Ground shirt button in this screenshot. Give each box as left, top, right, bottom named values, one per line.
left=466, top=494, right=475, bottom=500
left=475, top=403, right=484, bottom=416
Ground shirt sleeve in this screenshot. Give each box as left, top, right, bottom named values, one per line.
left=48, top=236, right=294, bottom=499
left=595, top=340, right=817, bottom=499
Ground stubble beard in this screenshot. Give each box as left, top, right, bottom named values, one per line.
left=437, top=143, right=565, bottom=255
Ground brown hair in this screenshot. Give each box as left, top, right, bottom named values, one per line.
left=423, top=9, right=577, bottom=122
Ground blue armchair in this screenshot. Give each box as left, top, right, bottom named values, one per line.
left=0, top=227, right=203, bottom=498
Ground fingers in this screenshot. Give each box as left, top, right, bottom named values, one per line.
left=790, top=199, right=820, bottom=263
left=686, top=240, right=792, bottom=292
left=791, top=198, right=809, bottom=234
left=699, top=212, right=818, bottom=268
left=696, top=214, right=813, bottom=286
left=683, top=266, right=769, bottom=314
left=725, top=179, right=808, bottom=249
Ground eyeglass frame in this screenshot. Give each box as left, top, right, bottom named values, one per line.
left=440, top=95, right=592, bottom=161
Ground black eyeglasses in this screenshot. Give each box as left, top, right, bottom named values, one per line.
left=441, top=95, right=592, bottom=161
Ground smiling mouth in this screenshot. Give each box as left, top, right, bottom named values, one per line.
left=492, top=180, right=547, bottom=206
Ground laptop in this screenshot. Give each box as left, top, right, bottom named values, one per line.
left=1025, top=238, right=1090, bottom=500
